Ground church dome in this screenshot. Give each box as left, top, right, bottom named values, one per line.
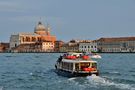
left=34, top=21, right=46, bottom=32
left=34, top=21, right=47, bottom=35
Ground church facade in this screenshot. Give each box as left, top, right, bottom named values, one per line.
left=10, top=21, right=56, bottom=52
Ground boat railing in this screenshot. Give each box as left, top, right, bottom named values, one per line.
left=62, top=54, right=91, bottom=60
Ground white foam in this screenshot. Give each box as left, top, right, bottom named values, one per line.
left=29, top=72, right=33, bottom=75
left=110, top=71, right=120, bottom=74
left=0, top=87, right=3, bottom=90
left=86, top=75, right=135, bottom=90
left=86, top=74, right=106, bottom=84
left=68, top=77, right=76, bottom=81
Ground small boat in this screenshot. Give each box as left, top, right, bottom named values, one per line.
left=55, top=52, right=99, bottom=77
left=88, top=53, right=102, bottom=59
left=90, top=54, right=101, bottom=59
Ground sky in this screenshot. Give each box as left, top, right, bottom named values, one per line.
left=0, top=0, right=135, bottom=42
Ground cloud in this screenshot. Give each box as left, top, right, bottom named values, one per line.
left=0, top=1, right=38, bottom=13
left=7, top=15, right=63, bottom=23
left=0, top=1, right=20, bottom=12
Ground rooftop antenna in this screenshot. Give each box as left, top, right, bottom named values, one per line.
left=38, top=17, right=42, bottom=24
left=40, top=17, right=42, bottom=21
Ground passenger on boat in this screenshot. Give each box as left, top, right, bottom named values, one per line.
left=63, top=54, right=67, bottom=57
left=57, top=55, right=63, bottom=62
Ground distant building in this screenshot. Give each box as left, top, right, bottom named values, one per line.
left=98, top=37, right=135, bottom=52
left=79, top=40, right=98, bottom=52
left=10, top=21, right=56, bottom=52
left=54, top=40, right=65, bottom=52
left=0, top=43, right=9, bottom=52
left=11, top=41, right=54, bottom=53
left=60, top=40, right=79, bottom=52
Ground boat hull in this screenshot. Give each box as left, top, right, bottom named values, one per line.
left=55, top=69, right=99, bottom=77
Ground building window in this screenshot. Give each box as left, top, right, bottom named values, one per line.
left=15, top=43, right=17, bottom=47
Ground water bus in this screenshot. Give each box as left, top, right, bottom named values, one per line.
left=55, top=53, right=99, bottom=77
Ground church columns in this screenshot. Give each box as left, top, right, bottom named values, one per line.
left=25, top=36, right=37, bottom=42
left=32, top=37, right=36, bottom=42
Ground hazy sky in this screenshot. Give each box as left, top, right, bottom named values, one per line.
left=0, top=0, right=135, bottom=42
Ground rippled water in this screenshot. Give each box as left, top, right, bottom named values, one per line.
left=0, top=53, right=135, bottom=90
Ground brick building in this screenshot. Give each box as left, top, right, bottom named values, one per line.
left=0, top=43, right=9, bottom=52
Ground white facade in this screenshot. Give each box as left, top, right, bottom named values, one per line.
left=9, top=34, right=20, bottom=49
left=9, top=33, right=37, bottom=49
left=79, top=41, right=98, bottom=52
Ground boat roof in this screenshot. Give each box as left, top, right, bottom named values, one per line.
left=67, top=52, right=83, bottom=54
left=62, top=59, right=97, bottom=63
left=66, top=52, right=83, bottom=56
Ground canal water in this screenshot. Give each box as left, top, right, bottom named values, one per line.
left=0, top=53, right=135, bottom=90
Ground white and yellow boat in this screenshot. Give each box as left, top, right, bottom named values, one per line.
left=55, top=53, right=99, bottom=77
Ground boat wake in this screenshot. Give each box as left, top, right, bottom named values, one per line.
left=0, top=87, right=3, bottom=90
left=86, top=74, right=106, bottom=84
left=86, top=75, right=135, bottom=90
left=68, top=77, right=76, bottom=81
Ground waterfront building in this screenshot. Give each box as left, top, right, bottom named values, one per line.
left=60, top=40, right=79, bottom=52
left=11, top=41, right=54, bottom=53
left=10, top=21, right=56, bottom=52
left=0, top=43, right=9, bottom=52
left=79, top=40, right=98, bottom=52
left=54, top=40, right=65, bottom=52
left=98, top=37, right=135, bottom=52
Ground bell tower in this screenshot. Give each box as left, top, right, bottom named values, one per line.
left=46, top=24, right=51, bottom=36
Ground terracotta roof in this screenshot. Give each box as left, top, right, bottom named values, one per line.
left=98, top=37, right=135, bottom=42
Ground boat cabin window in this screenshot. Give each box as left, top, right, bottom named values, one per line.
left=80, top=63, right=90, bottom=69
left=62, top=62, right=73, bottom=70
left=80, top=62, right=97, bottom=70
left=91, top=63, right=97, bottom=68
left=75, top=63, right=79, bottom=71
